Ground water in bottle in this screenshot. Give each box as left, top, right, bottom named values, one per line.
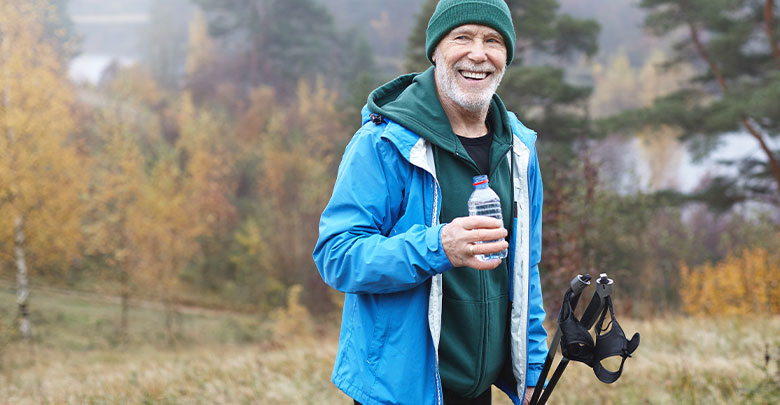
left=467, top=175, right=508, bottom=262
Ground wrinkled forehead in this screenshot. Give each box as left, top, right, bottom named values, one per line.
left=445, top=24, right=502, bottom=38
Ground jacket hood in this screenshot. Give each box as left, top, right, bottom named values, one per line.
left=366, top=67, right=514, bottom=154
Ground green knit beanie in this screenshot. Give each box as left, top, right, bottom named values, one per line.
left=426, top=0, right=516, bottom=65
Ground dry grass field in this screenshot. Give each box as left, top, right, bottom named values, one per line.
left=1, top=288, right=778, bottom=404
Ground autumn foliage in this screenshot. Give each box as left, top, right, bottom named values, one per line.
left=680, top=245, right=780, bottom=316
left=1, top=0, right=778, bottom=344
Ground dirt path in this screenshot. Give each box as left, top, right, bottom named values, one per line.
left=0, top=278, right=256, bottom=317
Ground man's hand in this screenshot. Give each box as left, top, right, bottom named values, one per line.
left=441, top=216, right=508, bottom=270
left=524, top=386, right=540, bottom=405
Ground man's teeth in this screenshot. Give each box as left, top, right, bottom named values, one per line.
left=461, top=71, right=488, bottom=80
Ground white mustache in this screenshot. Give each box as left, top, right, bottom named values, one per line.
left=453, top=61, right=498, bottom=74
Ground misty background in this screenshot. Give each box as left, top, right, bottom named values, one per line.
left=1, top=0, right=779, bottom=403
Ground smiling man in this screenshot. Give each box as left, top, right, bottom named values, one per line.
left=313, top=1, right=547, bottom=404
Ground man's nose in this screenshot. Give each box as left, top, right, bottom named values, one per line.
left=467, top=41, right=488, bottom=63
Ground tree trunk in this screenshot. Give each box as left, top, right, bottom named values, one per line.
left=164, top=300, right=176, bottom=346
left=119, top=265, right=129, bottom=344
left=15, top=215, right=31, bottom=341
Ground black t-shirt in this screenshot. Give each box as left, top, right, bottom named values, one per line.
left=457, top=130, right=493, bottom=175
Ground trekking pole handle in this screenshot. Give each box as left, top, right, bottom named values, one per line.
left=570, top=274, right=591, bottom=294
left=596, top=273, right=613, bottom=298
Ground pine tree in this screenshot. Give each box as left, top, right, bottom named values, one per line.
left=404, top=0, right=438, bottom=73
left=194, top=0, right=338, bottom=95
left=610, top=0, right=780, bottom=205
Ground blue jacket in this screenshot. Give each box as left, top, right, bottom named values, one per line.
left=313, top=107, right=547, bottom=405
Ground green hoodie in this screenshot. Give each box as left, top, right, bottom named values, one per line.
left=368, top=67, right=513, bottom=398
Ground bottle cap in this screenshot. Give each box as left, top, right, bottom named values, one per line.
left=472, top=175, right=489, bottom=186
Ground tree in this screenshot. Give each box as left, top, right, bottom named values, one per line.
left=184, top=7, right=223, bottom=105
left=174, top=94, right=239, bottom=299
left=133, top=155, right=196, bottom=344
left=0, top=0, right=87, bottom=340
left=228, top=79, right=349, bottom=312
left=194, top=0, right=339, bottom=96
left=404, top=0, right=438, bottom=73
left=503, top=0, right=601, bottom=297
left=590, top=49, right=693, bottom=191
left=611, top=0, right=780, bottom=206
left=185, top=9, right=216, bottom=78
left=141, top=0, right=193, bottom=89
left=681, top=245, right=780, bottom=315
left=85, top=114, right=145, bottom=343
left=84, top=64, right=172, bottom=342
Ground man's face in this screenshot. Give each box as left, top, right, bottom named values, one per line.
left=433, top=24, right=507, bottom=113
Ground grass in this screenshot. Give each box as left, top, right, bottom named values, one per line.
left=518, top=316, right=780, bottom=405
left=1, top=286, right=778, bottom=404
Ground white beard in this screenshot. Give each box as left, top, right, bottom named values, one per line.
left=434, top=50, right=505, bottom=113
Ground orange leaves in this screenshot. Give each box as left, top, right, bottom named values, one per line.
left=680, top=245, right=780, bottom=316
left=236, top=87, right=276, bottom=146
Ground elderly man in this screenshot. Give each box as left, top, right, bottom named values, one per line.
left=313, top=0, right=547, bottom=404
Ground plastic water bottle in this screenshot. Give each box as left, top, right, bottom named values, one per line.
left=467, top=175, right=507, bottom=261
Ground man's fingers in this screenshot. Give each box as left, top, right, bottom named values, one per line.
left=466, top=228, right=508, bottom=244
left=441, top=217, right=508, bottom=269
left=458, top=215, right=503, bottom=230
left=469, top=240, right=509, bottom=256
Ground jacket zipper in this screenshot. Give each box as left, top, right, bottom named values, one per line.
left=431, top=176, right=442, bottom=405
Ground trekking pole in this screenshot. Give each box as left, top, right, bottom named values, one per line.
left=535, top=274, right=613, bottom=405
left=579, top=273, right=613, bottom=329
left=529, top=274, right=590, bottom=405
left=532, top=273, right=637, bottom=405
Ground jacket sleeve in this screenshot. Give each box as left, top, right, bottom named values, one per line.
left=312, top=125, right=453, bottom=294
left=526, top=146, right=548, bottom=387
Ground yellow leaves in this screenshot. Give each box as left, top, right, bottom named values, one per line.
left=680, top=245, right=780, bottom=316
left=176, top=93, right=237, bottom=232
left=590, top=49, right=695, bottom=119
left=259, top=78, right=344, bottom=210
left=132, top=156, right=193, bottom=292
left=0, top=0, right=86, bottom=271
left=106, top=65, right=163, bottom=109
left=271, top=285, right=312, bottom=342
left=226, top=77, right=351, bottom=300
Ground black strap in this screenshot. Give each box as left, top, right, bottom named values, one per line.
left=591, top=297, right=641, bottom=384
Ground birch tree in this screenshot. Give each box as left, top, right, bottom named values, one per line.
left=0, top=0, right=86, bottom=340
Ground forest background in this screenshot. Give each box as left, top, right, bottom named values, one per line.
left=1, top=0, right=779, bottom=403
